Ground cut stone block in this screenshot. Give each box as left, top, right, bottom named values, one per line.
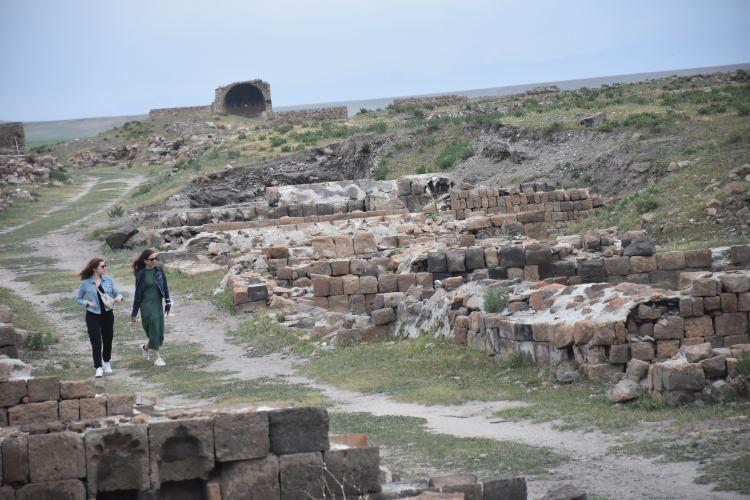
left=2, top=435, right=28, bottom=483
left=0, top=379, right=27, bottom=407
left=27, top=432, right=86, bottom=482
left=59, top=399, right=80, bottom=421
left=653, top=316, right=684, bottom=340
left=714, top=313, right=748, bottom=336
left=279, top=452, right=325, bottom=500
left=446, top=249, right=466, bottom=272
left=60, top=380, right=95, bottom=400
left=220, top=455, right=280, bottom=500
left=15, top=479, right=86, bottom=500
left=482, top=476, right=528, bottom=500
left=323, top=447, right=381, bottom=496
left=106, top=393, right=134, bottom=416
left=371, top=308, right=396, bottom=326
left=269, top=407, right=329, bottom=455
left=8, top=401, right=58, bottom=426
left=26, top=376, right=60, bottom=403
left=85, top=424, right=150, bottom=495
left=148, top=417, right=215, bottom=486
left=214, top=411, right=270, bottom=462
left=660, top=360, right=706, bottom=391
left=79, top=397, right=107, bottom=420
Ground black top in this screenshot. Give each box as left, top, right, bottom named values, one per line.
left=94, top=283, right=109, bottom=315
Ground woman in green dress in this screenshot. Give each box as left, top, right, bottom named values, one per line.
left=130, top=248, right=171, bottom=366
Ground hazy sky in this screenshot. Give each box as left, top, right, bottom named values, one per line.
left=2, top=0, right=749, bottom=122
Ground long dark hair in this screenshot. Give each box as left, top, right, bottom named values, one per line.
left=132, top=247, right=158, bottom=275
left=79, top=258, right=104, bottom=280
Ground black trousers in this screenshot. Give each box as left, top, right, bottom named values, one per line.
left=85, top=311, right=114, bottom=368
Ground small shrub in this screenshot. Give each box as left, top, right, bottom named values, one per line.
left=276, top=312, right=286, bottom=323
left=736, top=104, right=749, bottom=116
left=358, top=108, right=369, bottom=114
left=107, top=205, right=124, bottom=218
left=49, top=170, right=69, bottom=182
left=415, top=165, right=428, bottom=174
left=435, top=139, right=473, bottom=171
left=131, top=184, right=152, bottom=197
left=543, top=121, right=563, bottom=135
left=226, top=149, right=240, bottom=159
left=722, top=131, right=743, bottom=145
left=26, top=331, right=58, bottom=350
left=738, top=356, right=750, bottom=377
left=238, top=133, right=247, bottom=140
left=280, top=145, right=292, bottom=153
left=372, top=160, right=389, bottom=181
left=270, top=136, right=287, bottom=147
left=203, top=148, right=219, bottom=160
left=274, top=124, right=293, bottom=134
left=483, top=288, right=507, bottom=313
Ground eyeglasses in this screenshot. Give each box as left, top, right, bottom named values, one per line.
left=146, top=257, right=158, bottom=262
left=98, top=264, right=107, bottom=268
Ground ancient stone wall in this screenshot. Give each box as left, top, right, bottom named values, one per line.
left=269, top=106, right=348, bottom=125
left=148, top=105, right=212, bottom=120
left=0, top=123, right=25, bottom=155
left=213, top=79, right=272, bottom=118
left=393, top=95, right=469, bottom=107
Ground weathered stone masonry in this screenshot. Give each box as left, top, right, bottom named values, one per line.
left=0, top=123, right=25, bottom=155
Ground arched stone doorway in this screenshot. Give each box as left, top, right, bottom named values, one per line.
left=213, top=79, right=272, bottom=118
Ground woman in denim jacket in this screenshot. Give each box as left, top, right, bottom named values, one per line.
left=130, top=248, right=171, bottom=366
left=76, top=257, right=124, bottom=378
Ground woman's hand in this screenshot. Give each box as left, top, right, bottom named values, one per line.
left=129, top=316, right=137, bottom=323
left=164, top=305, right=171, bottom=316
left=115, top=296, right=123, bottom=303
left=87, top=301, right=95, bottom=307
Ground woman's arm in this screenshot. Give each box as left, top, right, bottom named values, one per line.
left=76, top=283, right=91, bottom=307
left=108, top=276, right=124, bottom=302
left=131, top=272, right=143, bottom=318
left=162, top=270, right=172, bottom=313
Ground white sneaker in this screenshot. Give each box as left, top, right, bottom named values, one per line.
left=154, top=357, right=166, bottom=367
left=103, top=362, right=113, bottom=374
left=95, top=367, right=104, bottom=378
left=142, top=344, right=151, bottom=361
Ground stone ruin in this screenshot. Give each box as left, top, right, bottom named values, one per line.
left=119, top=167, right=750, bottom=408
left=148, top=79, right=348, bottom=125
left=0, top=124, right=25, bottom=156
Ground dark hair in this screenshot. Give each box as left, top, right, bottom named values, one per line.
left=79, top=258, right=105, bottom=280
left=132, top=247, right=159, bottom=275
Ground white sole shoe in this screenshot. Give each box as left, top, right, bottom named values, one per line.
left=155, top=357, right=166, bottom=367
left=95, top=367, right=104, bottom=378
left=103, top=362, right=113, bottom=374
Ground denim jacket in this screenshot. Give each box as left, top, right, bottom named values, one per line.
left=131, top=266, right=171, bottom=317
left=76, top=275, right=123, bottom=314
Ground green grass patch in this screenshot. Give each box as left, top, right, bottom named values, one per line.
left=163, top=268, right=225, bottom=301
left=0, top=178, right=83, bottom=229
left=434, top=139, right=473, bottom=171
left=0, top=286, right=59, bottom=351
left=230, top=312, right=313, bottom=357
left=330, top=412, right=565, bottom=480
left=302, top=335, right=521, bottom=405
left=120, top=341, right=325, bottom=405
left=15, top=268, right=80, bottom=295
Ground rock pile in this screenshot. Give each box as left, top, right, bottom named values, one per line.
left=0, top=154, right=67, bottom=212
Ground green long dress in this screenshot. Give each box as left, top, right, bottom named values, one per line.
left=141, top=268, right=164, bottom=350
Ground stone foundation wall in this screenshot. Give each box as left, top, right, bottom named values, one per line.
left=0, top=123, right=25, bottom=155
left=269, top=106, right=348, bottom=124
left=393, top=95, right=469, bottom=107
left=148, top=105, right=212, bottom=120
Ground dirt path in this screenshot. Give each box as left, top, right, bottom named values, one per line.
left=2, top=175, right=746, bottom=499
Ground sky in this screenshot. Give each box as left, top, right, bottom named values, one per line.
left=1, top=0, right=749, bottom=122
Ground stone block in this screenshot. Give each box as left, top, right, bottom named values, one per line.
left=685, top=249, right=712, bottom=268
left=465, top=247, right=486, bottom=270
left=371, top=308, right=396, bottom=326
left=715, top=313, right=748, bottom=336
left=15, top=480, right=85, bottom=500
left=85, top=424, right=150, bottom=495
left=500, top=246, right=525, bottom=269
left=657, top=339, right=680, bottom=358
left=334, top=236, right=354, bottom=257
left=604, top=256, right=630, bottom=276
left=349, top=294, right=367, bottom=315
left=28, top=432, right=86, bottom=482
left=323, top=447, right=381, bottom=496
left=626, top=358, right=650, bottom=381
left=26, top=376, right=60, bottom=403
left=660, top=360, right=706, bottom=391
left=248, top=284, right=269, bottom=302
left=279, top=452, right=325, bottom=500
left=79, top=397, right=107, bottom=420
left=629, top=256, right=657, bottom=273
left=683, top=342, right=713, bottom=363
left=0, top=379, right=27, bottom=407
left=446, top=249, right=466, bottom=273
left=59, top=399, right=79, bottom=421
left=649, top=270, right=679, bottom=290
left=720, top=292, right=738, bottom=313
left=684, top=316, right=713, bottom=338
left=637, top=304, right=662, bottom=320
left=609, top=344, right=630, bottom=364
left=220, top=455, right=280, bottom=500
left=653, top=316, right=684, bottom=340
left=328, top=295, right=349, bottom=313
left=427, top=252, right=448, bottom=273
left=692, top=278, right=720, bottom=297
left=656, top=251, right=686, bottom=270
left=443, top=276, right=464, bottom=291
left=329, top=277, right=344, bottom=296
left=397, top=274, right=417, bottom=292
left=60, top=380, right=94, bottom=400
left=484, top=248, right=499, bottom=268
left=482, top=476, right=527, bottom=500
left=359, top=276, right=379, bottom=294
left=2, top=435, right=28, bottom=483
left=0, top=486, right=13, bottom=500
left=583, top=363, right=623, bottom=382
left=700, top=356, right=727, bottom=379
left=311, top=236, right=337, bottom=259
left=148, top=417, right=215, bottom=485
left=215, top=411, right=270, bottom=462
left=378, top=274, right=399, bottom=293
left=578, top=259, right=605, bottom=282
left=623, top=236, right=656, bottom=256
left=525, top=244, right=552, bottom=266
left=730, top=245, right=750, bottom=265
left=724, top=334, right=750, bottom=347
left=330, top=259, right=350, bottom=276
left=721, top=274, right=750, bottom=293
left=739, top=293, right=750, bottom=311
left=354, top=232, right=377, bottom=254
left=312, top=276, right=330, bottom=297
left=269, top=407, right=329, bottom=455
left=106, top=393, right=134, bottom=416
left=8, top=401, right=58, bottom=426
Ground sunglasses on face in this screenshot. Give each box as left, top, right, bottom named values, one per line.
left=98, top=264, right=107, bottom=268
left=146, top=257, right=158, bottom=262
